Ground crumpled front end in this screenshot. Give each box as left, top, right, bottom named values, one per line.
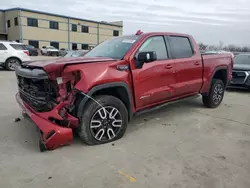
left=15, top=65, right=79, bottom=151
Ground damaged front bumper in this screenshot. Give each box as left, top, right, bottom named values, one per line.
left=16, top=92, right=78, bottom=151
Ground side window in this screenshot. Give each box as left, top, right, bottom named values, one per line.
left=138, top=36, right=168, bottom=60
left=169, top=36, right=194, bottom=58
left=0, top=43, right=7, bottom=50
left=10, top=44, right=26, bottom=50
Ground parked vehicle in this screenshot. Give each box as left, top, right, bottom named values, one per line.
left=59, top=48, right=68, bottom=56
left=0, top=41, right=30, bottom=71
left=25, top=45, right=38, bottom=56
left=15, top=32, right=233, bottom=151
left=228, top=54, right=250, bottom=90
left=41, top=46, right=59, bottom=56
left=64, top=50, right=88, bottom=57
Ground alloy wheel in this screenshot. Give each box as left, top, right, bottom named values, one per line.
left=8, top=59, right=19, bottom=70
left=213, top=83, right=224, bottom=105
left=90, top=106, right=122, bottom=141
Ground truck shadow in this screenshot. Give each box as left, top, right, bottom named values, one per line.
left=126, top=97, right=203, bottom=134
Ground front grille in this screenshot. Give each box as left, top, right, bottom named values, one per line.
left=231, top=71, right=247, bottom=84
left=17, top=76, right=58, bottom=112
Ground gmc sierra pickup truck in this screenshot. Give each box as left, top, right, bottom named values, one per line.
left=15, top=32, right=233, bottom=151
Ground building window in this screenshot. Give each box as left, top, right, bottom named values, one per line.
left=7, top=20, right=11, bottom=28
left=14, top=17, right=18, bottom=26
left=29, top=40, right=39, bottom=48
left=50, top=21, right=59, bottom=29
left=72, top=24, right=77, bottom=32
left=72, top=43, right=77, bottom=50
left=81, top=25, right=89, bottom=33
left=113, top=30, right=119, bottom=36
left=82, top=44, right=89, bottom=50
left=50, top=42, right=59, bottom=49
left=27, top=18, right=38, bottom=27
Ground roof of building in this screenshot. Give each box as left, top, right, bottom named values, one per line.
left=1, top=7, right=123, bottom=27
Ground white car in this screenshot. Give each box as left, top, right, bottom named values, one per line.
left=41, top=46, right=59, bottom=56
left=0, top=41, right=31, bottom=71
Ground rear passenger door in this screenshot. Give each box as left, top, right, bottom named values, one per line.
left=167, top=36, right=203, bottom=96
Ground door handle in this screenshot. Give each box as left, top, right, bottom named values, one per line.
left=194, top=62, right=200, bottom=66
left=165, top=64, right=173, bottom=69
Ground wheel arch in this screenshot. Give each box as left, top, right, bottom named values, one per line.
left=5, top=56, right=22, bottom=65
left=76, top=82, right=133, bottom=121
left=207, top=66, right=228, bottom=94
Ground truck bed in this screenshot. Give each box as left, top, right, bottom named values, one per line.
left=200, top=53, right=233, bottom=93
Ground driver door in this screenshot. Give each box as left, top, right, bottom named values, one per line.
left=130, top=36, right=176, bottom=109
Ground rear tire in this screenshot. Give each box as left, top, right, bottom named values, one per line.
left=77, top=95, right=128, bottom=145
left=202, top=79, right=225, bottom=108
left=5, top=58, right=21, bottom=71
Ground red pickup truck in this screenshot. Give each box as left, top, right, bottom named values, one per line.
left=15, top=32, right=233, bottom=151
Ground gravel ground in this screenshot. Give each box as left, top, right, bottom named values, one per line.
left=0, top=64, right=250, bottom=188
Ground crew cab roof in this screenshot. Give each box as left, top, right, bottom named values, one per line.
left=133, top=32, right=192, bottom=38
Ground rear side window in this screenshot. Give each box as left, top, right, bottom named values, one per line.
left=10, top=44, right=26, bottom=50
left=138, top=36, right=168, bottom=60
left=169, top=36, right=194, bottom=58
left=0, top=43, right=7, bottom=50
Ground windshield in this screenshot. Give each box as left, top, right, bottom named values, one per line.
left=85, top=35, right=141, bottom=59
left=235, top=55, right=250, bottom=65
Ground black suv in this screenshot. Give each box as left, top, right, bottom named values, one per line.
left=229, top=54, right=250, bottom=90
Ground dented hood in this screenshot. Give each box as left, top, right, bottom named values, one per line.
left=23, top=57, right=116, bottom=73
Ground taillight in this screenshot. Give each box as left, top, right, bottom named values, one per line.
left=23, top=50, right=29, bottom=56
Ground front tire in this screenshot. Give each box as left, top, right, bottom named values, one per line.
left=202, top=79, right=225, bottom=108
left=77, top=95, right=128, bottom=145
left=5, top=58, right=21, bottom=71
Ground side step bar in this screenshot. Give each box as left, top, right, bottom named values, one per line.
left=135, top=94, right=200, bottom=116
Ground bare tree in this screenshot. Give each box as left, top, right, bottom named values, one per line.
left=218, top=41, right=224, bottom=50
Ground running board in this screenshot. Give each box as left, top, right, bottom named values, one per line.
left=135, top=94, right=200, bottom=116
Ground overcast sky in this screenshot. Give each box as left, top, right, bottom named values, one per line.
left=2, top=0, right=250, bottom=46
